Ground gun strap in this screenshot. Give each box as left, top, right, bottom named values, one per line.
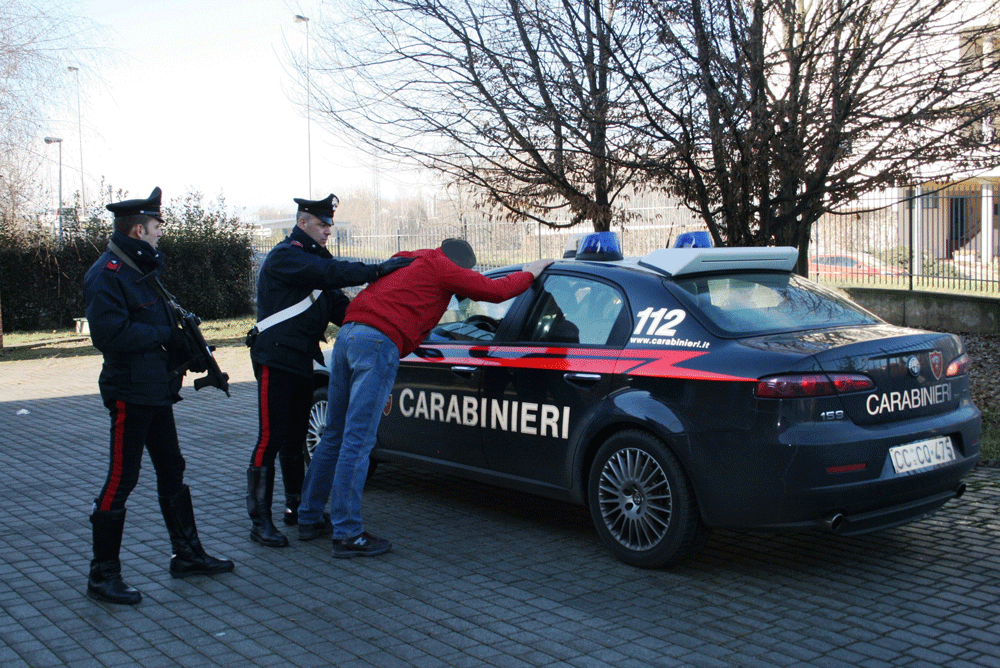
left=107, top=240, right=179, bottom=315
left=255, top=289, right=323, bottom=334
left=107, top=240, right=145, bottom=275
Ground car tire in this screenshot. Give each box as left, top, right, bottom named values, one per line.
left=587, top=429, right=703, bottom=568
left=303, top=386, right=378, bottom=480
left=303, top=387, right=328, bottom=467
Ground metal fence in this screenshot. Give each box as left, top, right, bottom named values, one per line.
left=250, top=200, right=707, bottom=302
left=254, top=206, right=704, bottom=269
left=253, top=178, right=1000, bottom=300
left=810, top=178, right=1000, bottom=293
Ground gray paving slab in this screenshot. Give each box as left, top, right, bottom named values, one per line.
left=1, top=346, right=998, bottom=667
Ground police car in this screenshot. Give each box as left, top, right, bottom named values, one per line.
left=308, top=232, right=981, bottom=568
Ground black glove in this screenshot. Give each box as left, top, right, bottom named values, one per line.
left=375, top=256, right=415, bottom=278
left=188, top=351, right=209, bottom=374
left=245, top=326, right=259, bottom=348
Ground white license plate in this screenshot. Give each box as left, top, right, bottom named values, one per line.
left=889, top=436, right=956, bottom=475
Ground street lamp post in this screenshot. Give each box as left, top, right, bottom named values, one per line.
left=67, top=66, right=85, bottom=215
left=294, top=14, right=312, bottom=198
left=44, top=137, right=63, bottom=237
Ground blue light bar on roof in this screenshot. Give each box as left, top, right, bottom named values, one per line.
left=575, top=231, right=624, bottom=261
left=674, top=231, right=713, bottom=248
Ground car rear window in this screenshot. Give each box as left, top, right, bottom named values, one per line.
left=672, top=272, right=880, bottom=335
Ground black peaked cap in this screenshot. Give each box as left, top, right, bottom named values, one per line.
left=294, top=194, right=339, bottom=225
left=106, top=187, right=163, bottom=221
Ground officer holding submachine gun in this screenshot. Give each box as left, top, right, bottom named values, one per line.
left=83, top=187, right=234, bottom=605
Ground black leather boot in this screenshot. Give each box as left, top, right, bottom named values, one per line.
left=87, top=509, right=141, bottom=605
left=160, top=486, right=235, bottom=578
left=279, top=451, right=304, bottom=526
left=247, top=466, right=289, bottom=547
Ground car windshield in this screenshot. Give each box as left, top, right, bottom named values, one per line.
left=672, top=272, right=880, bottom=335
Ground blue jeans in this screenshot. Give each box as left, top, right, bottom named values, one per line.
left=298, top=322, right=399, bottom=539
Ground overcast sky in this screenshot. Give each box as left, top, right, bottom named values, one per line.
left=48, top=0, right=419, bottom=217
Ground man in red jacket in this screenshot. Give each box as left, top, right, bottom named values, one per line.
left=297, top=239, right=554, bottom=556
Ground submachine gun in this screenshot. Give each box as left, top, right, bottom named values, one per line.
left=162, top=289, right=231, bottom=397
left=108, top=240, right=230, bottom=396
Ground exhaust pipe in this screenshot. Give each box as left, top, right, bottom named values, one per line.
left=954, top=483, right=966, bottom=498
left=818, top=512, right=846, bottom=533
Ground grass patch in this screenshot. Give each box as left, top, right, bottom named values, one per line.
left=3, top=328, right=85, bottom=347
left=1, top=328, right=100, bottom=362
left=191, top=315, right=257, bottom=343
left=815, top=276, right=1000, bottom=297
left=980, top=408, right=1000, bottom=463
left=1, top=316, right=342, bottom=364
left=0, top=316, right=259, bottom=363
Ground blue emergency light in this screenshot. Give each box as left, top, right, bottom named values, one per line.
left=673, top=231, right=713, bottom=248
left=575, top=231, right=624, bottom=261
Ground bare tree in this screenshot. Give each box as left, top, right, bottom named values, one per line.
left=0, top=0, right=98, bottom=221
left=615, top=0, right=1000, bottom=271
left=1, top=0, right=101, bottom=350
left=304, top=0, right=659, bottom=231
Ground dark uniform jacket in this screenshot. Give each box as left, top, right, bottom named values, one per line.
left=84, top=232, right=183, bottom=407
left=251, top=226, right=379, bottom=378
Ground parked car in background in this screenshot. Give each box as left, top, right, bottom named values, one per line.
left=809, top=252, right=904, bottom=278
left=308, top=234, right=980, bottom=568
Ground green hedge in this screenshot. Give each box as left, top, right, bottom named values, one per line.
left=156, top=192, right=256, bottom=321
left=0, top=229, right=100, bottom=331
left=0, top=192, right=255, bottom=333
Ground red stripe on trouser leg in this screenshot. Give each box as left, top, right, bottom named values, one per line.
left=98, top=401, right=128, bottom=511
left=252, top=365, right=272, bottom=467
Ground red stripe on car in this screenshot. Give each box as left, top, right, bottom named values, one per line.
left=407, top=346, right=754, bottom=381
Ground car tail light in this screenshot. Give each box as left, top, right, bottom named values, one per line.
left=946, top=353, right=969, bottom=377
left=755, top=373, right=875, bottom=398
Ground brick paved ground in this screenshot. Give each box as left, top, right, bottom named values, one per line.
left=1, top=346, right=998, bottom=667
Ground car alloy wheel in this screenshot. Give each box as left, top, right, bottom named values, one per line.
left=588, top=430, right=703, bottom=568
left=598, top=447, right=671, bottom=549
left=303, top=388, right=328, bottom=467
